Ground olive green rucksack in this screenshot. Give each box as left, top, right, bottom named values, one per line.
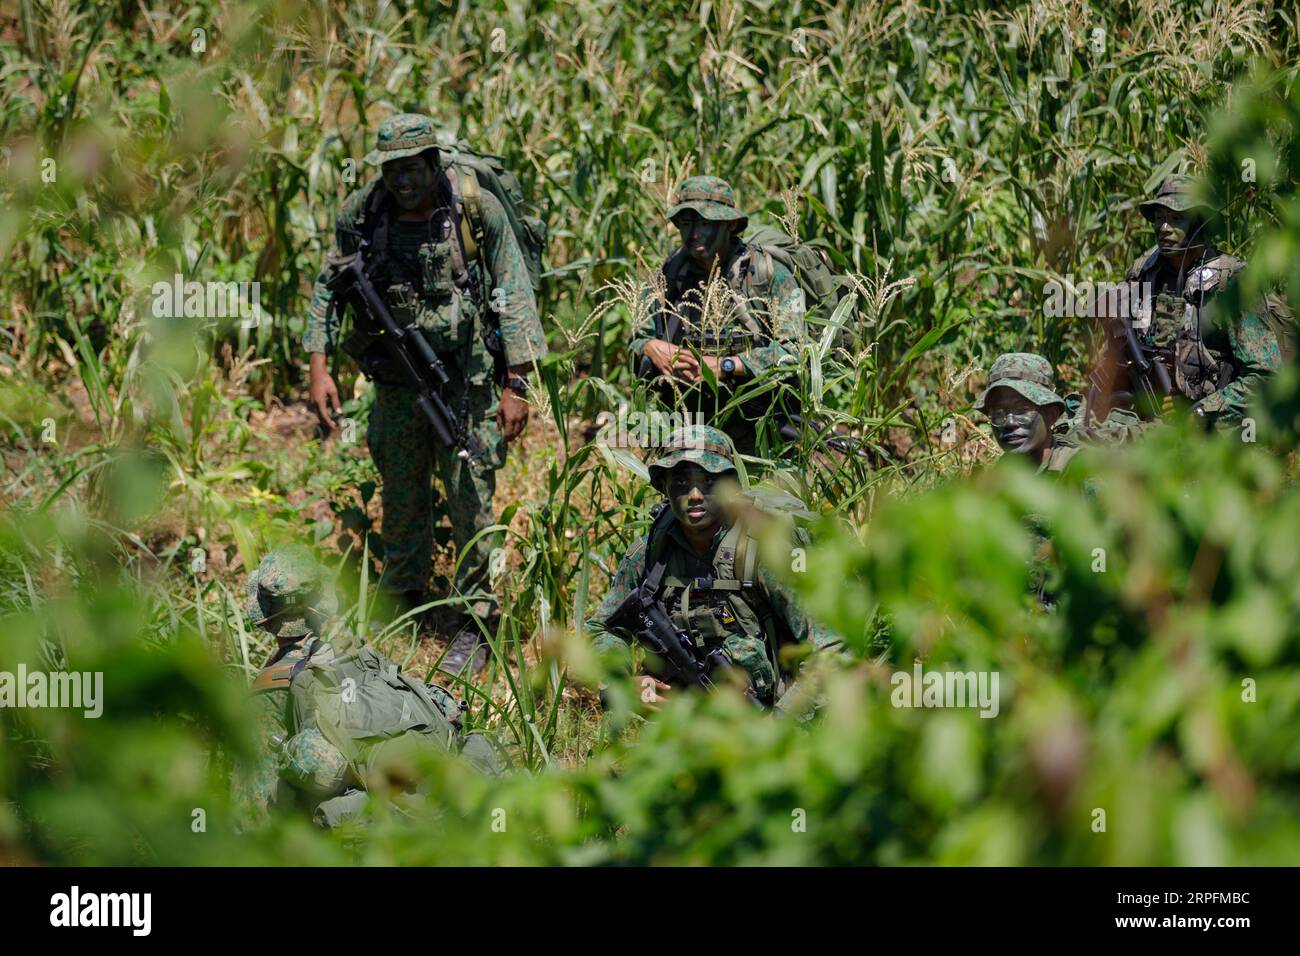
left=439, top=140, right=547, bottom=292
left=285, top=642, right=461, bottom=762
left=742, top=224, right=858, bottom=349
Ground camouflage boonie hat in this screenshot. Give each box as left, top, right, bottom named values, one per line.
left=974, top=353, right=1066, bottom=413
left=647, top=425, right=738, bottom=491
left=1138, top=174, right=1217, bottom=223
left=364, top=113, right=440, bottom=166
left=245, top=545, right=336, bottom=638
left=667, top=176, right=749, bottom=226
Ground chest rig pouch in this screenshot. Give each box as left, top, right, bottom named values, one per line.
left=340, top=173, right=484, bottom=379
left=660, top=246, right=773, bottom=355
left=1175, top=257, right=1243, bottom=401
left=651, top=519, right=780, bottom=704
left=1131, top=248, right=1241, bottom=403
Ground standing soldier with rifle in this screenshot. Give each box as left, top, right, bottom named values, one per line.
left=585, top=425, right=839, bottom=713
left=1087, top=173, right=1286, bottom=428
left=304, top=114, right=548, bottom=676
left=630, top=177, right=808, bottom=456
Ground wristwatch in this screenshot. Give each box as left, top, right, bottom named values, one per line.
left=505, top=375, right=528, bottom=396
left=720, top=356, right=738, bottom=380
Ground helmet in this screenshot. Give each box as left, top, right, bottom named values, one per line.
left=245, top=545, right=335, bottom=639
left=646, top=425, right=738, bottom=492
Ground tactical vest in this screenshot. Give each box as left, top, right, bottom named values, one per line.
left=640, top=505, right=798, bottom=703
left=338, top=169, right=495, bottom=379
left=659, top=243, right=777, bottom=354
left=1127, top=247, right=1244, bottom=403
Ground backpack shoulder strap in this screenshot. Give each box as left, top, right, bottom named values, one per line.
left=642, top=503, right=677, bottom=583
left=1127, top=246, right=1160, bottom=283
left=447, top=164, right=485, bottom=264
left=714, top=520, right=757, bottom=584
left=361, top=183, right=390, bottom=261
left=743, top=245, right=775, bottom=300
left=662, top=248, right=692, bottom=301
left=440, top=167, right=482, bottom=295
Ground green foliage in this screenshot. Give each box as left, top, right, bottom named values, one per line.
left=2, top=0, right=1299, bottom=865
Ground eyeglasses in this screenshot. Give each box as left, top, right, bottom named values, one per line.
left=987, top=402, right=1034, bottom=427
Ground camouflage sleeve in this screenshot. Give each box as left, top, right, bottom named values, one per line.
left=479, top=190, right=547, bottom=367
left=231, top=690, right=290, bottom=831
left=1195, top=304, right=1283, bottom=419
left=584, top=535, right=650, bottom=662
left=757, top=561, right=842, bottom=653
left=736, top=264, right=804, bottom=376
left=303, top=188, right=368, bottom=355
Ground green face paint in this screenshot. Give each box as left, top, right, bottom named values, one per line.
left=666, top=463, right=728, bottom=534
left=1151, top=207, right=1202, bottom=257
left=986, top=391, right=1052, bottom=455
left=674, top=212, right=734, bottom=270
left=382, top=154, right=438, bottom=211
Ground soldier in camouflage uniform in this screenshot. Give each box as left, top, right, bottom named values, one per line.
left=1088, top=173, right=1284, bottom=427
left=630, top=176, right=806, bottom=456
left=586, top=425, right=838, bottom=712
left=974, top=353, right=1146, bottom=474
left=976, top=355, right=1148, bottom=608
left=232, top=546, right=500, bottom=831
left=305, top=114, right=547, bottom=674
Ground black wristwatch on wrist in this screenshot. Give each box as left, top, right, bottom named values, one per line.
left=504, top=375, right=529, bottom=396
left=720, top=356, right=738, bottom=381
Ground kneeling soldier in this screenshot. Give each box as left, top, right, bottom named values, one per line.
left=586, top=426, right=837, bottom=711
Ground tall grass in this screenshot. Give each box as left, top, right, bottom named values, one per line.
left=1, top=0, right=1298, bottom=862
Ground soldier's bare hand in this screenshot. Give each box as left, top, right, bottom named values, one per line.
left=1161, top=395, right=1175, bottom=416
left=309, top=354, right=342, bottom=431
left=498, top=388, right=530, bottom=442
left=645, top=338, right=682, bottom=378
left=670, top=349, right=700, bottom=383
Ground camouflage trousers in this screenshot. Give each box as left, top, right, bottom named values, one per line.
left=367, top=363, right=505, bottom=619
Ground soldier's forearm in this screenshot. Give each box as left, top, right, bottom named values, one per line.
left=736, top=340, right=792, bottom=376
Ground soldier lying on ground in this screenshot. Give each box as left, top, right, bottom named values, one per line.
left=232, top=545, right=502, bottom=831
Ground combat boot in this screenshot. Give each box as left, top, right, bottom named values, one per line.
left=440, top=614, right=497, bottom=679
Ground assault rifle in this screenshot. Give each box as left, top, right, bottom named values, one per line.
left=605, top=562, right=739, bottom=693
left=1088, top=298, right=1174, bottom=421
left=326, top=240, right=484, bottom=468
